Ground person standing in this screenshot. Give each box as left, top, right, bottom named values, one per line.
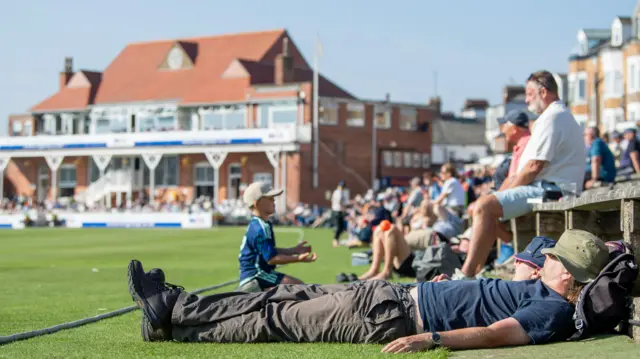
left=331, top=180, right=349, bottom=247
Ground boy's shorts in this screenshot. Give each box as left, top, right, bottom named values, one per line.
left=237, top=271, right=285, bottom=292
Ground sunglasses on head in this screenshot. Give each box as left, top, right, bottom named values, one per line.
left=527, top=73, right=549, bottom=91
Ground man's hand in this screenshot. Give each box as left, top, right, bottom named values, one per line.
left=298, top=252, right=318, bottom=262
left=381, top=334, right=435, bottom=353
left=293, top=240, right=312, bottom=255
left=430, top=273, right=450, bottom=282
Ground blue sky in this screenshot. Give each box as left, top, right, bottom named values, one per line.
left=0, top=0, right=636, bottom=135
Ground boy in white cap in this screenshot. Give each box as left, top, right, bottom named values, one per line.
left=236, top=182, right=317, bottom=292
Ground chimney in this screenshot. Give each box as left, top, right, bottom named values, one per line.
left=428, top=97, right=442, bottom=114
left=274, top=38, right=294, bottom=85
left=59, top=57, right=74, bottom=89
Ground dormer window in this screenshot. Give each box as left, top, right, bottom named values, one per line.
left=159, top=42, right=197, bottom=70
left=612, top=19, right=623, bottom=46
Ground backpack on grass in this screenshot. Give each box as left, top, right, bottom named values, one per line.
left=569, top=240, right=638, bottom=340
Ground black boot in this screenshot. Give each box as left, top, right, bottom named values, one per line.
left=128, top=260, right=182, bottom=329
left=146, top=268, right=165, bottom=284
left=141, top=313, right=172, bottom=342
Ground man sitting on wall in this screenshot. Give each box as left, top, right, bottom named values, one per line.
left=584, top=126, right=616, bottom=189
left=127, top=229, right=608, bottom=354
left=455, top=71, right=585, bottom=280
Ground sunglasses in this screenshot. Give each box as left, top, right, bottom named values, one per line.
left=527, top=73, right=550, bottom=91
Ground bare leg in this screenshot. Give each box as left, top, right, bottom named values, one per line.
left=496, top=221, right=512, bottom=243
left=460, top=194, right=503, bottom=277
left=370, top=227, right=412, bottom=280
left=358, top=228, right=384, bottom=280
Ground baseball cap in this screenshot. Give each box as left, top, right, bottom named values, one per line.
left=497, top=110, right=529, bottom=129
left=515, top=236, right=557, bottom=269
left=540, top=229, right=609, bottom=283
left=243, top=181, right=283, bottom=208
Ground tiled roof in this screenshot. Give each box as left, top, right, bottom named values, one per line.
left=31, top=87, right=95, bottom=112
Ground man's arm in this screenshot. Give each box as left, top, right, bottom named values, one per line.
left=503, top=160, right=546, bottom=189
left=497, top=176, right=513, bottom=192
left=381, top=318, right=530, bottom=353
left=433, top=189, right=447, bottom=205
left=267, top=252, right=315, bottom=265
left=590, top=156, right=602, bottom=180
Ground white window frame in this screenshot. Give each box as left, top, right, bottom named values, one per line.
left=199, top=105, right=247, bottom=130
left=227, top=163, right=242, bottom=200
left=319, top=101, right=339, bottom=125
left=59, top=164, right=77, bottom=189
left=346, top=103, right=365, bottom=127
left=23, top=121, right=32, bottom=136
left=393, top=151, right=403, bottom=168
left=258, top=103, right=298, bottom=128
left=382, top=150, right=393, bottom=167
left=193, top=162, right=215, bottom=186
left=399, top=108, right=418, bottom=131
left=403, top=152, right=412, bottom=168
left=11, top=121, right=23, bottom=136
left=374, top=106, right=391, bottom=129
left=571, top=72, right=587, bottom=104
left=412, top=153, right=421, bottom=168
left=628, top=56, right=640, bottom=93
left=421, top=154, right=431, bottom=169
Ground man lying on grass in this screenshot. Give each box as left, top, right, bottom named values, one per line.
left=127, top=229, right=608, bottom=353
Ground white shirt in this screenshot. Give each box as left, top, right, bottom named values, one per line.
left=331, top=188, right=347, bottom=211
left=441, top=178, right=465, bottom=207
left=516, top=101, right=586, bottom=192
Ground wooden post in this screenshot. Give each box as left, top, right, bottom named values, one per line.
left=621, top=199, right=640, bottom=342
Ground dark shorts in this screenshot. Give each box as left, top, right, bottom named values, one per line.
left=394, top=252, right=416, bottom=278
left=238, top=271, right=285, bottom=292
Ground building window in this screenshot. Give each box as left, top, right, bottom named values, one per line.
left=421, top=154, right=431, bottom=168
left=24, top=121, right=32, bottom=136
left=258, top=101, right=298, bottom=128
left=253, top=172, right=273, bottom=188
left=382, top=151, right=393, bottom=167
left=143, top=155, right=179, bottom=187
left=403, top=152, right=412, bottom=167
left=319, top=101, right=338, bottom=125
left=228, top=163, right=242, bottom=200
left=346, top=103, right=365, bottom=127
left=59, top=165, right=77, bottom=197
left=577, top=78, right=586, bottom=101
left=11, top=121, right=23, bottom=136
left=393, top=152, right=403, bottom=168
left=374, top=107, right=391, bottom=129
left=201, top=105, right=246, bottom=130
left=194, top=162, right=215, bottom=198
left=43, top=114, right=57, bottom=135
left=412, top=153, right=421, bottom=168
left=399, top=109, right=417, bottom=131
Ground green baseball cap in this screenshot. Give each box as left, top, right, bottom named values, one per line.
left=540, top=229, right=609, bottom=283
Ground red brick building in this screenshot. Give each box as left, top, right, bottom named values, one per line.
left=2, top=29, right=436, bottom=209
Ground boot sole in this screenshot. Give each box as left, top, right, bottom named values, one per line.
left=127, top=260, right=162, bottom=329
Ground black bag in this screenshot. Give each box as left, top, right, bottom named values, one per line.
left=412, top=242, right=463, bottom=282
left=570, top=240, right=638, bottom=340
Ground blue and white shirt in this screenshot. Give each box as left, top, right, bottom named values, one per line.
left=238, top=216, right=278, bottom=281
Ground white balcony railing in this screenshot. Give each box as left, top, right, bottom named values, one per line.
left=0, top=125, right=312, bottom=152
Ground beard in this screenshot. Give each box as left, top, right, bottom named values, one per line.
left=528, top=98, right=545, bottom=115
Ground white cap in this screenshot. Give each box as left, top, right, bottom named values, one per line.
left=243, top=182, right=283, bottom=208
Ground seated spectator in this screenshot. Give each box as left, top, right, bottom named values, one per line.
left=423, top=170, right=442, bottom=201
left=433, top=163, right=466, bottom=217
left=617, top=128, right=640, bottom=176
left=358, top=205, right=464, bottom=281
left=457, top=71, right=585, bottom=280
left=398, top=177, right=424, bottom=233
left=497, top=110, right=531, bottom=190
left=609, top=131, right=622, bottom=167
left=128, top=229, right=609, bottom=352
left=584, top=126, right=616, bottom=188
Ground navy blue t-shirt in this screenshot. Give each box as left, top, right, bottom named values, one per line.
left=418, top=278, right=575, bottom=344
left=586, top=138, right=616, bottom=182
left=620, top=138, right=640, bottom=169
left=238, top=216, right=278, bottom=281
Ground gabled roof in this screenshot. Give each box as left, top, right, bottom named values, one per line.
left=30, top=29, right=355, bottom=111
left=31, top=70, right=102, bottom=112
left=581, top=28, right=612, bottom=40
left=223, top=59, right=355, bottom=99
left=615, top=16, right=633, bottom=24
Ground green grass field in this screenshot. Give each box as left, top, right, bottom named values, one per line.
left=0, top=227, right=636, bottom=358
